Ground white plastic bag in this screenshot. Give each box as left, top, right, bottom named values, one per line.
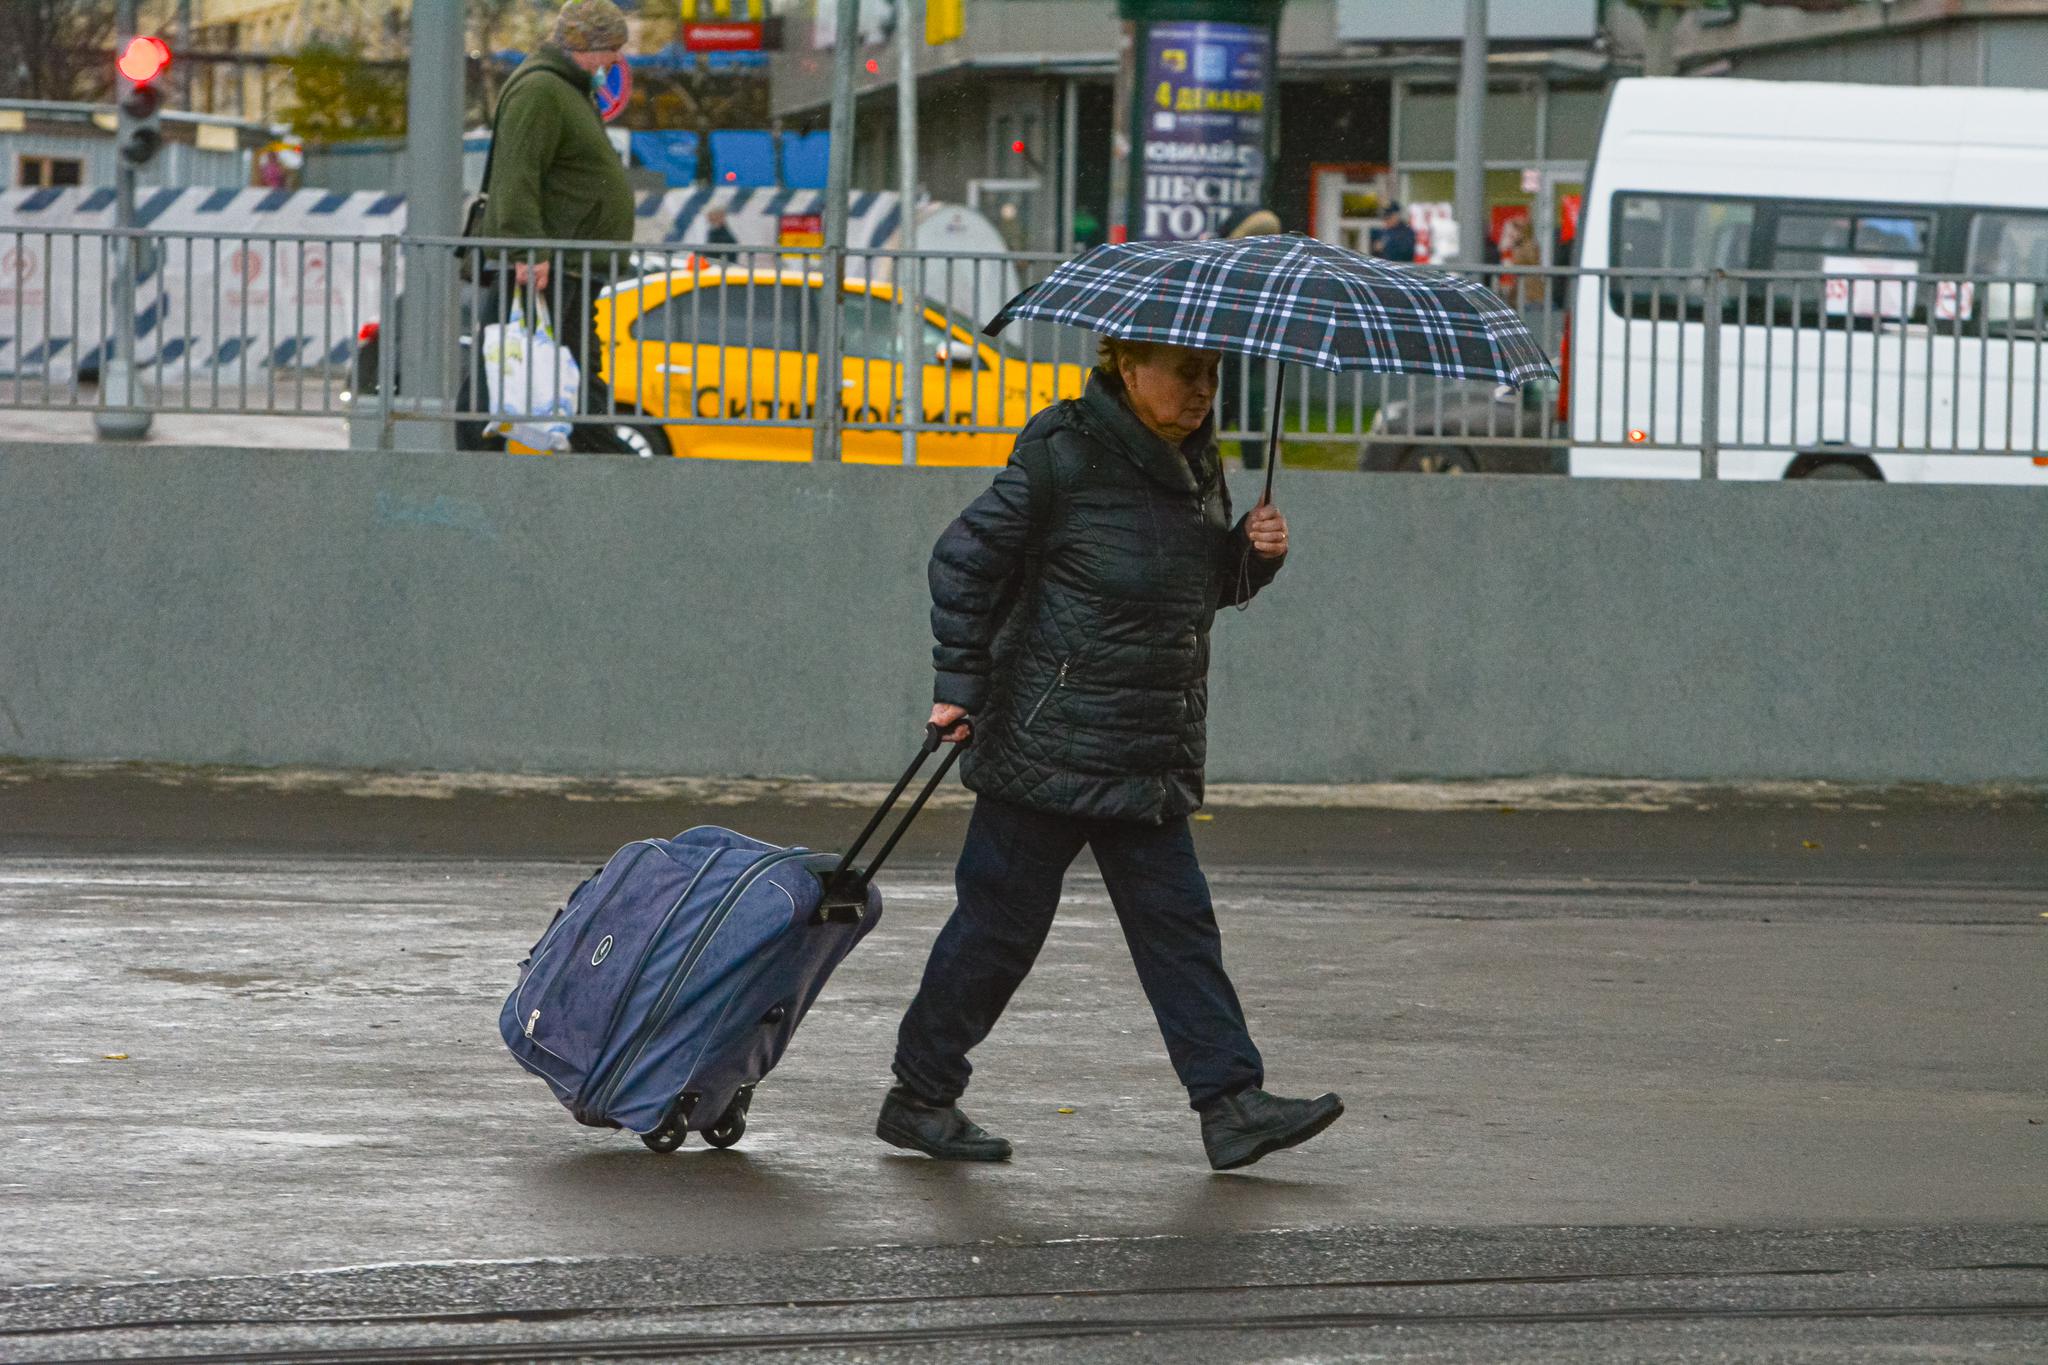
left=481, top=295, right=581, bottom=453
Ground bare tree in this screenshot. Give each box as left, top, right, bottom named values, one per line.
left=0, top=0, right=119, bottom=102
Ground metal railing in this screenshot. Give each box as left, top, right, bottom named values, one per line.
left=4, top=225, right=2046, bottom=478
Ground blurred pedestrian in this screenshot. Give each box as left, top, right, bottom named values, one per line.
left=1371, top=201, right=1417, bottom=263
left=703, top=203, right=739, bottom=247
left=878, top=334, right=1345, bottom=1172
left=478, top=0, right=636, bottom=454
left=1219, top=208, right=1282, bottom=470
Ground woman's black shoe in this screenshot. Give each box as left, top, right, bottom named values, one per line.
left=876, top=1086, right=1013, bottom=1161
left=1199, top=1087, right=1344, bottom=1170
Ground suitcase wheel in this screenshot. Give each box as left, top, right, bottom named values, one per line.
left=640, top=1092, right=699, bottom=1154
left=641, top=1123, right=685, bottom=1154
left=703, top=1085, right=754, bottom=1150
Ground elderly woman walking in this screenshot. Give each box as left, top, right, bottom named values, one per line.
left=876, top=337, right=1345, bottom=1171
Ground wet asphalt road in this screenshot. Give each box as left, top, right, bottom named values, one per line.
left=2, top=769, right=2043, bottom=1362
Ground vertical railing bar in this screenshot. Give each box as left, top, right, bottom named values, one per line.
left=2004, top=275, right=2017, bottom=454
left=1950, top=275, right=1963, bottom=451
left=374, top=235, right=397, bottom=448
left=265, top=234, right=279, bottom=412
left=1816, top=278, right=1830, bottom=449
left=2032, top=281, right=2044, bottom=460
left=1734, top=272, right=1747, bottom=447
left=1916, top=278, right=1933, bottom=454
left=1673, top=273, right=1687, bottom=446
left=1760, top=281, right=1774, bottom=448
left=1619, top=273, right=1634, bottom=447
left=1977, top=273, right=1991, bottom=454
left=1699, top=270, right=1721, bottom=479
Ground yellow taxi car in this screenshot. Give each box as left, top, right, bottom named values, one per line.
left=591, top=266, right=1089, bottom=464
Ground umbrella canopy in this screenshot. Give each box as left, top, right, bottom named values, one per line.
left=984, top=232, right=1554, bottom=389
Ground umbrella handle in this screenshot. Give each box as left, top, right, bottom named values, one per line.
left=1259, top=363, right=1285, bottom=508
left=1235, top=362, right=1286, bottom=612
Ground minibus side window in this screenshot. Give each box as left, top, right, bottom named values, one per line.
left=1609, top=194, right=1755, bottom=320
left=1964, top=212, right=2048, bottom=335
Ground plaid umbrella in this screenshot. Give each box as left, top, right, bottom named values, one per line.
left=984, top=232, right=1554, bottom=387
left=983, top=232, right=1554, bottom=503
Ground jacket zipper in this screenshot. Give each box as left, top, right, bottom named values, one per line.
left=1022, top=658, right=1069, bottom=729
left=584, top=847, right=813, bottom=1119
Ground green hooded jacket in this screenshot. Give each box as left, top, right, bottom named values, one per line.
left=479, top=45, right=634, bottom=246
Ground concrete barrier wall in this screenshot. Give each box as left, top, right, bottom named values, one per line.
left=3, top=443, right=2043, bottom=783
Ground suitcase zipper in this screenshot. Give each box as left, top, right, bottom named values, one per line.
left=1022, top=658, right=1070, bottom=729
left=562, top=847, right=728, bottom=1094
left=584, top=847, right=813, bottom=1121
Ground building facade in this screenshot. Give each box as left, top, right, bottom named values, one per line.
left=770, top=0, right=2048, bottom=264
left=769, top=0, right=1620, bottom=261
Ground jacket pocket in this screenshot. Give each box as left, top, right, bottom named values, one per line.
left=1021, top=657, right=1071, bottom=730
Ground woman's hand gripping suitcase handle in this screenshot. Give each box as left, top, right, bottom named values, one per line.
left=928, top=703, right=972, bottom=745
left=821, top=715, right=973, bottom=918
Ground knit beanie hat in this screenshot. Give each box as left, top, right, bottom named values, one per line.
left=553, top=0, right=629, bottom=52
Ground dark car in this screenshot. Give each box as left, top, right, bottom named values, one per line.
left=1357, top=379, right=1567, bottom=475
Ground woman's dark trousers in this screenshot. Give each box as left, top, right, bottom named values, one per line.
left=893, top=796, right=1264, bottom=1111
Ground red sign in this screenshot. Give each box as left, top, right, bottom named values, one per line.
left=684, top=22, right=763, bottom=51
left=778, top=212, right=823, bottom=248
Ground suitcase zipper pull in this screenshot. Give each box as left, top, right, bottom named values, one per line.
left=525, top=1008, right=541, bottom=1038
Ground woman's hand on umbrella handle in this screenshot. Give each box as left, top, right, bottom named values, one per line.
left=1247, top=504, right=1289, bottom=559
left=929, top=703, right=973, bottom=744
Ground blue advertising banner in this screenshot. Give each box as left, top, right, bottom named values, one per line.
left=1135, top=20, right=1273, bottom=240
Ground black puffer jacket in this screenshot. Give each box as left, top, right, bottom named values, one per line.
left=929, top=369, right=1284, bottom=824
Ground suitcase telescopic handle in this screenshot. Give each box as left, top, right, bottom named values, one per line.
left=826, top=722, right=967, bottom=893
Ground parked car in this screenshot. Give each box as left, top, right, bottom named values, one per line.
left=1357, top=379, right=1566, bottom=475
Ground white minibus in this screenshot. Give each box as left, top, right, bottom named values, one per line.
left=1570, top=77, right=2048, bottom=484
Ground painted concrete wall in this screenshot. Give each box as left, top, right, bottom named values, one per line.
left=2, top=443, right=2043, bottom=783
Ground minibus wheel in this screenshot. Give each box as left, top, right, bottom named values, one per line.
left=1787, top=452, right=1881, bottom=481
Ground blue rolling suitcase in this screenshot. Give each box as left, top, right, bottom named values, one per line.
left=499, top=730, right=960, bottom=1152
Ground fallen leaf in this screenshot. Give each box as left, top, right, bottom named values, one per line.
left=1498, top=806, right=1517, bottom=815
left=1192, top=813, right=1214, bottom=822
left=1801, top=840, right=1821, bottom=850
left=102, top=1053, right=128, bottom=1061
left=1056, top=1107, right=1076, bottom=1115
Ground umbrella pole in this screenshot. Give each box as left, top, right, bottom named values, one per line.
left=1259, top=363, right=1286, bottom=506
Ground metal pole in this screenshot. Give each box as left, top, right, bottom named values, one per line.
left=96, top=0, right=150, bottom=440
left=1454, top=0, right=1487, bottom=268
left=394, top=0, right=464, bottom=452
left=896, top=0, right=922, bottom=465
left=814, top=0, right=862, bottom=462
left=1061, top=77, right=1080, bottom=254
left=177, top=0, right=194, bottom=109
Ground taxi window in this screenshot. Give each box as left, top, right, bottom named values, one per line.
left=631, top=282, right=811, bottom=351
left=841, top=291, right=953, bottom=362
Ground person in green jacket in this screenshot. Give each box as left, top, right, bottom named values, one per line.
left=479, top=0, right=636, bottom=454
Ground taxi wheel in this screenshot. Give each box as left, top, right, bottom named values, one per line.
left=614, top=416, right=673, bottom=459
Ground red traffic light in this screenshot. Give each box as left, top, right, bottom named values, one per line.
left=865, top=58, right=879, bottom=74
left=119, top=36, right=171, bottom=83
left=1010, top=140, right=1027, bottom=155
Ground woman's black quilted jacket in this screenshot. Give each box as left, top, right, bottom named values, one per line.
left=928, top=368, right=1284, bottom=824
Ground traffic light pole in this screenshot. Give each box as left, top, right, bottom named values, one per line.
left=812, top=0, right=861, bottom=463
left=96, top=0, right=152, bottom=442
left=395, top=0, right=464, bottom=452
left=1455, top=0, right=1488, bottom=268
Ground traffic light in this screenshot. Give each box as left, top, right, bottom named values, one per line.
left=115, top=36, right=171, bottom=167
left=928, top=0, right=965, bottom=45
